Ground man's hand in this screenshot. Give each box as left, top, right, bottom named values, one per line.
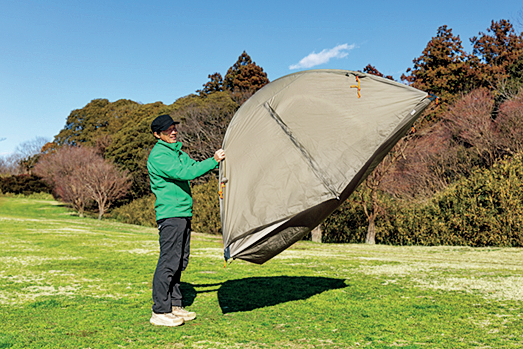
left=214, top=149, right=225, bottom=162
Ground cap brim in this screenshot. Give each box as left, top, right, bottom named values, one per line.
left=156, top=121, right=180, bottom=132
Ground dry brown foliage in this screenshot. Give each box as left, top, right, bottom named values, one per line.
left=383, top=88, right=523, bottom=200
left=34, top=146, right=130, bottom=218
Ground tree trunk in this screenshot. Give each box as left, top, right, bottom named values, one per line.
left=366, top=215, right=376, bottom=244
left=74, top=199, right=85, bottom=218
left=97, top=201, right=104, bottom=220
left=96, top=195, right=107, bottom=220
left=365, top=185, right=379, bottom=244
left=311, top=224, right=322, bottom=243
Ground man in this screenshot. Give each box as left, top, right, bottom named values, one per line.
left=147, top=114, right=225, bottom=327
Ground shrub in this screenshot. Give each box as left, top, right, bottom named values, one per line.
left=383, top=154, right=523, bottom=246
left=111, top=194, right=156, bottom=227
left=192, top=177, right=221, bottom=234
left=322, top=187, right=397, bottom=244
left=324, top=153, right=523, bottom=247
left=322, top=189, right=370, bottom=243
left=0, top=192, right=54, bottom=200
left=111, top=178, right=222, bottom=234
left=0, top=174, right=52, bottom=196
left=495, top=90, right=523, bottom=155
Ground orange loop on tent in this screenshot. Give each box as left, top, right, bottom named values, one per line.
left=428, top=93, right=439, bottom=105
left=219, top=182, right=226, bottom=199
left=350, top=76, right=361, bottom=98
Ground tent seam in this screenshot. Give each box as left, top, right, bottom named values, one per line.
left=263, top=102, right=340, bottom=200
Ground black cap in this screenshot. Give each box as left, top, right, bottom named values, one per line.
left=151, top=114, right=179, bottom=133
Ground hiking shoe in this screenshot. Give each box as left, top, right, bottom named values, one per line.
left=150, top=312, right=184, bottom=327
left=172, top=306, right=196, bottom=321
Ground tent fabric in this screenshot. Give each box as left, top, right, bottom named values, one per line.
left=219, top=69, right=433, bottom=264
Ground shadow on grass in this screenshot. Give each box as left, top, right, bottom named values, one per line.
left=183, top=276, right=347, bottom=313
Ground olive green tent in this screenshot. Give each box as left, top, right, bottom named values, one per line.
left=219, top=69, right=434, bottom=264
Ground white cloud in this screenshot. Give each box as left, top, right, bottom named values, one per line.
left=289, top=43, right=356, bottom=70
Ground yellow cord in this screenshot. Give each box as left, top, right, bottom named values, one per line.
left=218, top=182, right=226, bottom=199
left=350, top=76, right=362, bottom=98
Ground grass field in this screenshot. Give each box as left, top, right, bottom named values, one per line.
left=0, top=195, right=522, bottom=348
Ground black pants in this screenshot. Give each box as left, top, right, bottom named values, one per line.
left=152, top=217, right=191, bottom=314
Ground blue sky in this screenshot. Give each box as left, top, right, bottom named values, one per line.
left=1, top=0, right=522, bottom=155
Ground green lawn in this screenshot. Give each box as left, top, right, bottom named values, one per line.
left=0, top=195, right=522, bottom=348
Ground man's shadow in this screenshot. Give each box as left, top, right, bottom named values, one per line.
left=181, top=276, right=347, bottom=314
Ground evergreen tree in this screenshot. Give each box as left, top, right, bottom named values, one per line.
left=104, top=101, right=175, bottom=198
left=471, top=19, right=523, bottom=88
left=223, top=51, right=269, bottom=94
left=197, top=73, right=224, bottom=97
left=401, top=25, right=477, bottom=103
left=363, top=64, right=394, bottom=80
left=53, top=99, right=140, bottom=148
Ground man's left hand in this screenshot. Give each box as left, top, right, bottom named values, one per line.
left=214, top=149, right=225, bottom=162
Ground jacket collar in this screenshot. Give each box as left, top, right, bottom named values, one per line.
left=158, top=140, right=183, bottom=151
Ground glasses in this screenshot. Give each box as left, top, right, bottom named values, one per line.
left=162, top=125, right=177, bottom=134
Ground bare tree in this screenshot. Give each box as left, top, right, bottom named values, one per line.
left=496, top=78, right=523, bottom=102
left=78, top=159, right=131, bottom=219
left=384, top=88, right=523, bottom=202
left=0, top=154, right=22, bottom=176
left=359, top=137, right=411, bottom=244
left=35, top=145, right=131, bottom=218
left=14, top=136, right=50, bottom=174
left=228, top=88, right=255, bottom=106
left=495, top=89, right=523, bottom=155
left=14, top=136, right=49, bottom=159
left=384, top=124, right=456, bottom=199
left=444, top=89, right=498, bottom=166
left=173, top=93, right=238, bottom=185
left=176, top=94, right=237, bottom=164
left=35, top=145, right=131, bottom=219
left=177, top=104, right=225, bottom=161
left=54, top=174, right=92, bottom=217
left=34, top=146, right=99, bottom=216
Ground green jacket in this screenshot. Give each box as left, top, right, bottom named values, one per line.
left=147, top=140, right=218, bottom=220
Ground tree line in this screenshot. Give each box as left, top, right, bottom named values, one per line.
left=1, top=19, right=523, bottom=246
left=326, top=19, right=523, bottom=245
left=0, top=51, right=269, bottom=220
